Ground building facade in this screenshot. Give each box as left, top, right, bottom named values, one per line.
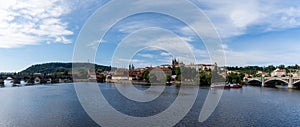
left=271, top=68, right=286, bottom=77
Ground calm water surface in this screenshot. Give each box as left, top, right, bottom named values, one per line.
left=0, top=83, right=299, bottom=127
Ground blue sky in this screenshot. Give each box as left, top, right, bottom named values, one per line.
left=0, top=0, right=300, bottom=72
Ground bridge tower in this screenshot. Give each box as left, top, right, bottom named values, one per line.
left=288, top=76, right=293, bottom=88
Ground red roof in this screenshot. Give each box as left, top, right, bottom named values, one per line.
left=129, top=69, right=144, bottom=77
left=276, top=70, right=286, bottom=72
left=146, top=67, right=171, bottom=71
left=186, top=64, right=215, bottom=66
left=88, top=72, right=96, bottom=75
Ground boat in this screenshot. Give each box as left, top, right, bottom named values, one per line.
left=225, top=83, right=243, bottom=89
left=211, top=83, right=226, bottom=88
left=4, top=77, right=14, bottom=87
left=211, top=83, right=243, bottom=89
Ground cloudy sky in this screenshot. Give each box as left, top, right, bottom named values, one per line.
left=0, top=0, right=300, bottom=72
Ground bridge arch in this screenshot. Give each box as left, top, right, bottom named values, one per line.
left=247, top=79, right=262, bottom=86
left=265, top=79, right=288, bottom=85
left=247, top=79, right=261, bottom=83
left=293, top=80, right=300, bottom=85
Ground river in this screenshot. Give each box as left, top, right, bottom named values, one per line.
left=0, top=83, right=299, bottom=127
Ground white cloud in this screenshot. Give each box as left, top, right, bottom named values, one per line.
left=118, top=21, right=150, bottom=34
left=112, top=57, right=148, bottom=68
left=131, top=35, right=210, bottom=64
left=137, top=53, right=154, bottom=58
left=196, top=0, right=300, bottom=38
left=0, top=0, right=73, bottom=48
left=220, top=44, right=228, bottom=50
left=157, top=57, right=173, bottom=63
left=160, top=52, right=172, bottom=57
left=87, top=39, right=106, bottom=49
left=116, top=58, right=144, bottom=63
left=67, top=0, right=300, bottom=66
left=112, top=25, right=217, bottom=67
left=225, top=50, right=292, bottom=66
left=115, top=0, right=299, bottom=40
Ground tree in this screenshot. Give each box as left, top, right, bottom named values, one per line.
left=278, top=65, right=285, bottom=69
left=166, top=75, right=171, bottom=83
left=174, top=67, right=181, bottom=81
left=226, top=75, right=233, bottom=84
left=97, top=74, right=106, bottom=83
left=175, top=67, right=181, bottom=76
left=226, top=73, right=244, bottom=84
left=63, top=70, right=69, bottom=75
left=266, top=65, right=276, bottom=73
left=199, top=71, right=211, bottom=86
left=295, top=64, right=299, bottom=69
left=142, top=70, right=150, bottom=81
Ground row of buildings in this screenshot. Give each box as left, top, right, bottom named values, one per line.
left=106, top=63, right=216, bottom=82
left=269, top=68, right=300, bottom=77
left=241, top=68, right=300, bottom=78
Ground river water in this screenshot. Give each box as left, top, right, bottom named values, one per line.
left=0, top=83, right=299, bottom=127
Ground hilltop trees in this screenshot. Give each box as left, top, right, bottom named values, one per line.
left=20, top=62, right=111, bottom=75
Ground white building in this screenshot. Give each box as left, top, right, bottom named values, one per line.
left=111, top=68, right=129, bottom=80
left=88, top=72, right=97, bottom=80
left=291, top=70, right=300, bottom=78
left=111, top=75, right=129, bottom=80
left=185, top=64, right=216, bottom=71
left=271, top=68, right=286, bottom=77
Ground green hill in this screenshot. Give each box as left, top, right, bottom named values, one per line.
left=20, top=62, right=111, bottom=74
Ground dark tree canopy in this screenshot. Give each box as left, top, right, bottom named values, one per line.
left=20, top=62, right=111, bottom=74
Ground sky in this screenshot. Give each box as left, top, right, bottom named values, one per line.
left=0, top=0, right=300, bottom=72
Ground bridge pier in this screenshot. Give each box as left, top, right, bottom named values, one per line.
left=261, top=77, right=265, bottom=87
left=288, top=76, right=293, bottom=88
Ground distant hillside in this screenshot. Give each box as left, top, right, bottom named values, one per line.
left=20, top=62, right=111, bottom=74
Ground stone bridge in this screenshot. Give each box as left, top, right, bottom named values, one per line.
left=246, top=77, right=300, bottom=88
left=0, top=74, right=73, bottom=85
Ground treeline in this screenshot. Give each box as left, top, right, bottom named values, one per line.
left=20, top=62, right=112, bottom=75
left=227, top=64, right=300, bottom=75
left=226, top=72, right=245, bottom=85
